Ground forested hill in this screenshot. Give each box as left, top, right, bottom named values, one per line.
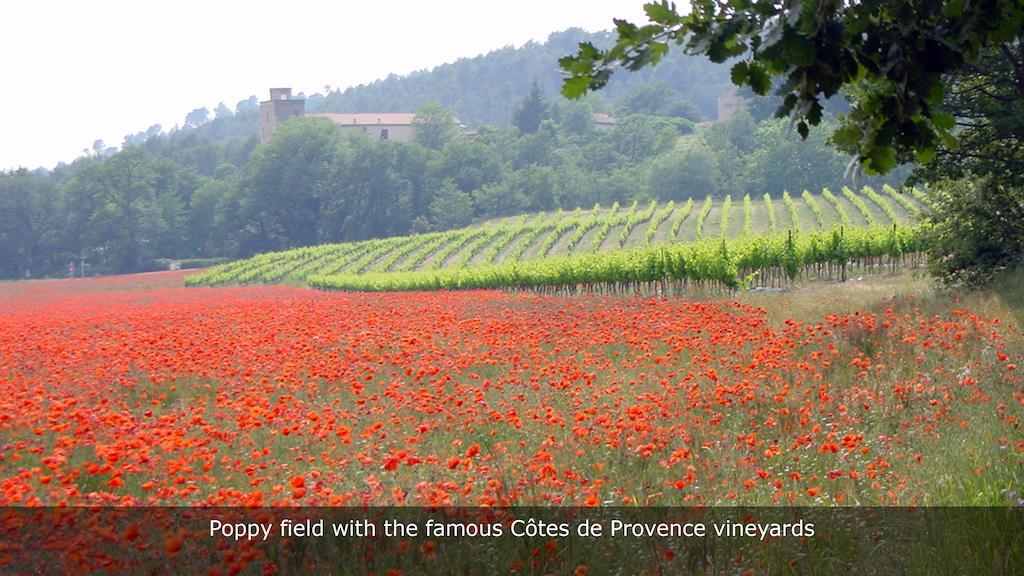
left=308, top=29, right=732, bottom=125
left=87, top=27, right=729, bottom=164
left=81, top=27, right=730, bottom=165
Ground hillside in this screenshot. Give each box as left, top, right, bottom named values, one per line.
left=187, top=185, right=928, bottom=289
left=51, top=29, right=729, bottom=176
left=308, top=28, right=732, bottom=125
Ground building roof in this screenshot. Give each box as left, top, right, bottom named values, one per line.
left=592, top=113, right=617, bottom=125
left=309, top=113, right=418, bottom=126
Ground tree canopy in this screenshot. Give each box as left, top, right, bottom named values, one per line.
left=911, top=43, right=1024, bottom=188
left=413, top=101, right=459, bottom=150
left=560, top=0, right=1023, bottom=174
left=513, top=80, right=549, bottom=134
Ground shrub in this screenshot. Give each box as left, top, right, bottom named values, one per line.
left=926, top=178, right=1024, bottom=287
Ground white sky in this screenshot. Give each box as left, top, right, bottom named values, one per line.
left=2, top=1, right=649, bottom=171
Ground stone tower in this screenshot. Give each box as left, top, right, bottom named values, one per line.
left=259, top=88, right=306, bottom=143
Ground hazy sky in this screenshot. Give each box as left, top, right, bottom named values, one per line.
left=3, top=1, right=649, bottom=171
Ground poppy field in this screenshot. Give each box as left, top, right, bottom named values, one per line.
left=1, top=271, right=1021, bottom=509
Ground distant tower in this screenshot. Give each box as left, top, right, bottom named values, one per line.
left=260, top=88, right=306, bottom=143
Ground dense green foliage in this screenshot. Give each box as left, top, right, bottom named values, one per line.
left=560, top=3, right=1024, bottom=287
left=0, top=103, right=907, bottom=279
left=560, top=0, right=1022, bottom=175
left=187, top=185, right=927, bottom=289
left=513, top=81, right=549, bottom=134
left=913, top=44, right=1024, bottom=189
left=0, top=96, right=260, bottom=277
left=926, top=179, right=1024, bottom=286
left=916, top=44, right=1024, bottom=286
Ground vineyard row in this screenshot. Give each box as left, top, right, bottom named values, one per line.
left=187, top=185, right=928, bottom=287
left=306, top=224, right=927, bottom=293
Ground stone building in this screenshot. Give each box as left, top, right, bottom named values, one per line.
left=259, top=88, right=306, bottom=144
left=259, top=87, right=468, bottom=144
left=308, top=113, right=418, bottom=142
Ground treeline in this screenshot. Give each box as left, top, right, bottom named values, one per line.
left=0, top=96, right=262, bottom=278
left=0, top=95, right=910, bottom=278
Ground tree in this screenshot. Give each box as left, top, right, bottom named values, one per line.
left=184, top=107, right=210, bottom=128
left=911, top=45, right=1024, bottom=189
left=395, top=143, right=440, bottom=220
left=513, top=80, right=549, bottom=134
left=413, top=101, right=458, bottom=150
left=64, top=147, right=162, bottom=273
left=915, top=43, right=1024, bottom=285
left=235, top=96, right=258, bottom=115
left=429, top=139, right=504, bottom=194
left=696, top=109, right=758, bottom=192
left=607, top=115, right=678, bottom=163
left=560, top=0, right=1023, bottom=174
left=188, top=164, right=238, bottom=257
left=91, top=139, right=112, bottom=157
left=472, top=180, right=528, bottom=219
left=702, top=109, right=757, bottom=156
left=318, top=136, right=413, bottom=243
left=617, top=82, right=676, bottom=116
left=648, top=139, right=719, bottom=200
left=237, top=117, right=341, bottom=254
left=0, top=170, right=59, bottom=278
left=148, top=158, right=198, bottom=259
left=926, top=178, right=1024, bottom=286
left=741, top=82, right=851, bottom=123
left=214, top=102, right=233, bottom=119
left=552, top=99, right=596, bottom=136
left=122, top=125, right=163, bottom=148
left=744, top=119, right=848, bottom=195
left=518, top=165, right=561, bottom=211
left=428, top=179, right=474, bottom=230
left=616, top=82, right=703, bottom=121
left=515, top=120, right=559, bottom=168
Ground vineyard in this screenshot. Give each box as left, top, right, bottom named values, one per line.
left=187, top=185, right=930, bottom=291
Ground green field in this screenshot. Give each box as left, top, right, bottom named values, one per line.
left=187, top=185, right=929, bottom=290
